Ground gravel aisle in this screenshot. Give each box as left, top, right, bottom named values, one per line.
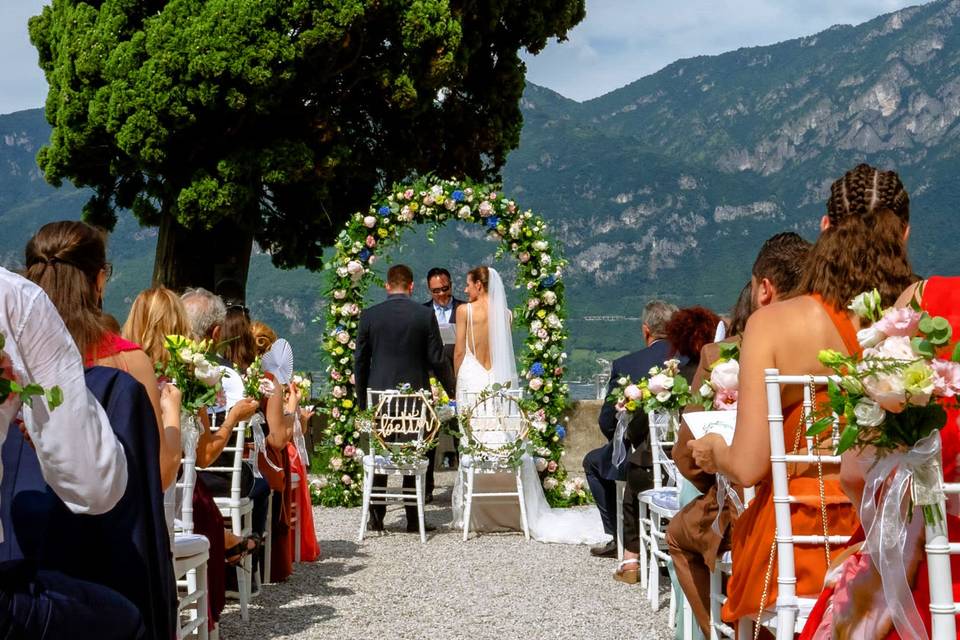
left=219, top=471, right=672, bottom=640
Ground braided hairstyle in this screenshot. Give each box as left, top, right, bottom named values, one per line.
left=24, top=220, right=113, bottom=359
left=800, top=164, right=916, bottom=308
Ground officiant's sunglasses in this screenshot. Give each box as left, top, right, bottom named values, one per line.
left=430, top=285, right=451, bottom=294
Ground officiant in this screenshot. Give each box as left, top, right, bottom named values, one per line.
left=423, top=267, right=464, bottom=493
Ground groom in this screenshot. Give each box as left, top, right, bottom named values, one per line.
left=354, top=264, right=454, bottom=532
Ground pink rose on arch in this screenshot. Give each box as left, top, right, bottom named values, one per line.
left=537, top=328, right=549, bottom=340
left=554, top=367, right=564, bottom=377
left=529, top=377, right=544, bottom=391
left=343, top=445, right=356, bottom=458
left=478, top=201, right=494, bottom=217
left=932, top=359, right=960, bottom=398
left=336, top=331, right=350, bottom=344
left=341, top=474, right=353, bottom=486
left=874, top=307, right=921, bottom=338
left=533, top=409, right=547, bottom=423
left=519, top=252, right=531, bottom=263
left=365, top=235, right=376, bottom=248
left=546, top=460, right=558, bottom=473
left=330, top=370, right=342, bottom=381
left=403, top=189, right=414, bottom=199
left=363, top=216, right=377, bottom=228
left=488, top=192, right=498, bottom=200
left=331, top=407, right=341, bottom=418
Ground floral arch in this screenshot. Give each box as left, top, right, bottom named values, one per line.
left=314, top=177, right=588, bottom=508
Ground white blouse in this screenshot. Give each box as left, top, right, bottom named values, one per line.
left=0, top=267, right=127, bottom=538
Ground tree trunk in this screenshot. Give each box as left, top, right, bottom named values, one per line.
left=152, top=214, right=254, bottom=302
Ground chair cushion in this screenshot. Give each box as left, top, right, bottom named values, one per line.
left=639, top=487, right=679, bottom=512
left=174, top=533, right=210, bottom=558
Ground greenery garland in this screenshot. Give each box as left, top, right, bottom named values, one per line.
left=313, top=177, right=588, bottom=507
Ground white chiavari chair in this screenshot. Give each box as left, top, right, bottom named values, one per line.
left=927, top=475, right=960, bottom=638
left=358, top=390, right=438, bottom=544
left=172, top=417, right=210, bottom=639
left=197, top=418, right=254, bottom=620
left=458, top=388, right=530, bottom=541
left=736, top=370, right=850, bottom=639
left=638, top=410, right=681, bottom=613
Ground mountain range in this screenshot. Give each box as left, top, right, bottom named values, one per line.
left=1, top=0, right=959, bottom=379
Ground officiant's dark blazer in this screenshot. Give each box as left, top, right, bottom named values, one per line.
left=595, top=339, right=684, bottom=481
left=355, top=293, right=455, bottom=409
left=422, top=296, right=465, bottom=323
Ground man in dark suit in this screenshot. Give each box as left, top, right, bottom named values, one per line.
left=583, top=300, right=679, bottom=557
left=355, top=264, right=454, bottom=532
left=422, top=267, right=465, bottom=476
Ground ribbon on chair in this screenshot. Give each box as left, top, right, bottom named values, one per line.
left=712, top=473, right=745, bottom=536
left=180, top=410, right=202, bottom=454
left=249, top=412, right=283, bottom=475
left=651, top=410, right=679, bottom=485
left=611, top=410, right=630, bottom=467
left=860, top=431, right=946, bottom=640
left=293, top=411, right=310, bottom=468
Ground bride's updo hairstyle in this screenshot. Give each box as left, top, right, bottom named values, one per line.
left=799, top=163, right=915, bottom=308
left=467, top=266, right=490, bottom=291
left=25, top=220, right=113, bottom=358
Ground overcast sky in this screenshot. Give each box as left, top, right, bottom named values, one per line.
left=0, top=0, right=924, bottom=114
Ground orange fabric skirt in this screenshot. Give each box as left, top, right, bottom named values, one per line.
left=722, top=399, right=860, bottom=623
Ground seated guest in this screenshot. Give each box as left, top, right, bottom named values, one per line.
left=690, top=163, right=916, bottom=626
left=122, top=287, right=259, bottom=626
left=251, top=324, right=321, bottom=564
left=583, top=299, right=678, bottom=558
left=668, top=232, right=811, bottom=635
left=800, top=276, right=960, bottom=639
left=24, top=221, right=180, bottom=490
left=182, top=290, right=272, bottom=545
left=0, top=266, right=137, bottom=638
left=613, top=307, right=719, bottom=582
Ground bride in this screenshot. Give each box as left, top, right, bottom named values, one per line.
left=451, top=266, right=608, bottom=545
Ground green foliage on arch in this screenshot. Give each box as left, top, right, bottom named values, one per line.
left=313, top=177, right=589, bottom=508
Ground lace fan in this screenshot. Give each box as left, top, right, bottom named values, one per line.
left=262, top=338, right=294, bottom=385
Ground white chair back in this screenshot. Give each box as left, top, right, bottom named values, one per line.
left=196, top=417, right=248, bottom=508
left=647, top=410, right=679, bottom=489
left=927, top=478, right=960, bottom=639
left=458, top=388, right=527, bottom=453
left=175, top=417, right=202, bottom=534
left=764, top=369, right=848, bottom=638
left=364, top=390, right=437, bottom=455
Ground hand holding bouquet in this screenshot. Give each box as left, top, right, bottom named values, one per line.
left=157, top=335, right=223, bottom=413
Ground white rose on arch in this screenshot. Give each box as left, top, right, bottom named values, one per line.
left=363, top=216, right=377, bottom=228
left=532, top=240, right=548, bottom=251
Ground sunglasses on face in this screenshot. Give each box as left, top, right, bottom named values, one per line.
left=430, top=285, right=451, bottom=294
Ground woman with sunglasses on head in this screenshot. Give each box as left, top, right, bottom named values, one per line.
left=24, top=221, right=182, bottom=491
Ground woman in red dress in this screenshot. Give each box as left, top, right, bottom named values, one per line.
left=800, top=276, right=960, bottom=639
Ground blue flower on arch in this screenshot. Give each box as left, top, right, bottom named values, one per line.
left=555, top=426, right=566, bottom=440
left=358, top=248, right=371, bottom=262
left=530, top=362, right=545, bottom=376
left=378, top=205, right=391, bottom=217
left=485, top=216, right=499, bottom=230
left=452, top=190, right=464, bottom=202
left=541, top=275, right=557, bottom=289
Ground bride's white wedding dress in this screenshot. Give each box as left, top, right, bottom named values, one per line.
left=450, top=269, right=608, bottom=545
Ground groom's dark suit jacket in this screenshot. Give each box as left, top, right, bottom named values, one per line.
left=355, top=293, right=455, bottom=409
left=595, top=339, right=685, bottom=481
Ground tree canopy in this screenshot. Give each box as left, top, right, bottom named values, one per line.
left=29, top=0, right=585, bottom=277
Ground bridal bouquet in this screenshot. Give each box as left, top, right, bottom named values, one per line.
left=0, top=331, right=63, bottom=409
left=157, top=335, right=223, bottom=413
left=695, top=343, right=740, bottom=411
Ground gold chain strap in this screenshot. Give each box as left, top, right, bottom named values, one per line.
left=754, top=376, right=829, bottom=640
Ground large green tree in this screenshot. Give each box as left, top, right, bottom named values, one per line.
left=29, top=0, right=584, bottom=293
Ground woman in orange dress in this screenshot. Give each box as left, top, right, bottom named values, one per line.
left=690, top=163, right=917, bottom=630
left=799, top=276, right=960, bottom=639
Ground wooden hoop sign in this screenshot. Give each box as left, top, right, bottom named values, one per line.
left=370, top=392, right=440, bottom=450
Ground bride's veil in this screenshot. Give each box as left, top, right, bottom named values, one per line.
left=486, top=267, right=518, bottom=388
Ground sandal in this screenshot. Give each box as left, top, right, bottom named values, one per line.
left=613, top=558, right=640, bottom=585
left=225, top=534, right=261, bottom=566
